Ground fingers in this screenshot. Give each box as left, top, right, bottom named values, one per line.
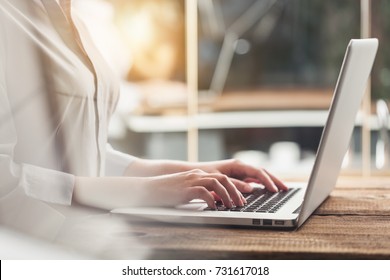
left=264, top=169, right=289, bottom=191
left=249, top=169, right=288, bottom=192
left=251, top=168, right=279, bottom=192
left=236, top=167, right=279, bottom=192
left=184, top=171, right=245, bottom=208
left=183, top=187, right=216, bottom=209
left=231, top=178, right=254, bottom=194
left=199, top=174, right=244, bottom=208
left=229, top=160, right=286, bottom=192
left=180, top=164, right=287, bottom=209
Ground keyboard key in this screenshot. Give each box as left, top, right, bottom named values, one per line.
left=204, top=188, right=300, bottom=214
left=203, top=207, right=217, bottom=211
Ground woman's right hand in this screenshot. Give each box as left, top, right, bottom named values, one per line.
left=144, top=169, right=248, bottom=209
left=74, top=170, right=246, bottom=210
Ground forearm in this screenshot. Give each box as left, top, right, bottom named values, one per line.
left=73, top=158, right=286, bottom=211
left=73, top=172, right=213, bottom=210
left=124, top=158, right=201, bottom=177
left=73, top=176, right=150, bottom=210
left=74, top=159, right=220, bottom=210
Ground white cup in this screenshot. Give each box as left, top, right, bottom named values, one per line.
left=269, top=141, right=300, bottom=169
left=233, top=150, right=268, bottom=167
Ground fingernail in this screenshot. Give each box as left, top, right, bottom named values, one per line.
left=245, top=184, right=254, bottom=192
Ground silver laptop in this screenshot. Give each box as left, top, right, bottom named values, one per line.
left=112, top=39, right=378, bottom=229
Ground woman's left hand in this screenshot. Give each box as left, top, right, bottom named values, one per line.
left=197, top=159, right=289, bottom=194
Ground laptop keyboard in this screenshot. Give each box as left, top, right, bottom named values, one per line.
left=204, top=188, right=300, bottom=213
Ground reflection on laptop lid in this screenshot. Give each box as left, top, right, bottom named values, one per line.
left=112, top=39, right=378, bottom=229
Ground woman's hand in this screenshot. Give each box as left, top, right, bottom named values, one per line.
left=144, top=169, right=247, bottom=209
left=121, top=157, right=288, bottom=210
left=144, top=159, right=288, bottom=209
left=75, top=169, right=249, bottom=210
left=74, top=159, right=287, bottom=210
left=196, top=159, right=289, bottom=194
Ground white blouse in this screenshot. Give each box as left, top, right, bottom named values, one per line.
left=0, top=0, right=135, bottom=206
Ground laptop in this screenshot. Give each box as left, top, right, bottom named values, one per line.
left=112, top=38, right=378, bottom=229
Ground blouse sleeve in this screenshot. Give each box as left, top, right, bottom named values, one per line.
left=0, top=89, right=75, bottom=205
left=0, top=31, right=75, bottom=206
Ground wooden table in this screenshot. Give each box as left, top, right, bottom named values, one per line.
left=122, top=176, right=390, bottom=259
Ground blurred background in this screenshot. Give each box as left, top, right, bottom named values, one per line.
left=75, top=0, right=390, bottom=178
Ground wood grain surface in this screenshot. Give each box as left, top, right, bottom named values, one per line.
left=120, top=177, right=390, bottom=259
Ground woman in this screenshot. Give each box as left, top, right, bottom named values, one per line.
left=0, top=0, right=287, bottom=213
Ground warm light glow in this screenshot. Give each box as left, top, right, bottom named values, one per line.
left=114, top=0, right=184, bottom=81
left=119, top=11, right=156, bottom=48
